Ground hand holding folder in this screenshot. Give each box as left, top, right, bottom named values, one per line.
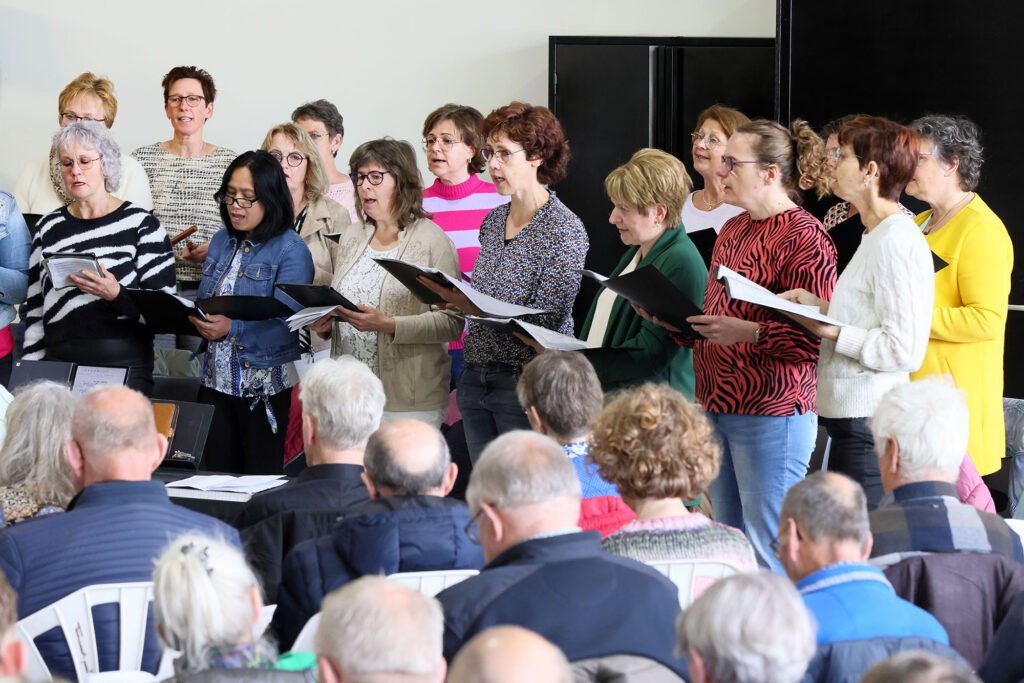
left=582, top=265, right=704, bottom=335
left=125, top=289, right=295, bottom=337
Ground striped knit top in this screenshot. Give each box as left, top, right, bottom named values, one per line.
left=131, top=143, right=236, bottom=282
left=23, top=202, right=175, bottom=359
left=602, top=514, right=757, bottom=570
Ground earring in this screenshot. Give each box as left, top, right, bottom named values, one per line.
left=863, top=177, right=870, bottom=187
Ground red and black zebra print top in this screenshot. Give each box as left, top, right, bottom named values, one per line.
left=678, top=206, right=837, bottom=416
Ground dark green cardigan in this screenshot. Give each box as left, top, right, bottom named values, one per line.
left=580, top=226, right=708, bottom=398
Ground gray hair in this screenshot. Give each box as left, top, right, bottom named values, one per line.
left=363, top=421, right=450, bottom=495
left=911, top=115, right=984, bottom=191
left=677, top=571, right=816, bottom=683
left=861, top=650, right=980, bottom=683
left=292, top=99, right=345, bottom=142
left=466, top=431, right=581, bottom=511
left=0, top=381, right=77, bottom=507
left=516, top=351, right=603, bottom=441
left=780, top=472, right=870, bottom=551
left=152, top=533, right=261, bottom=673
left=299, top=356, right=385, bottom=450
left=869, top=376, right=968, bottom=482
left=51, top=120, right=122, bottom=194
left=72, top=386, right=155, bottom=456
left=314, top=576, right=443, bottom=681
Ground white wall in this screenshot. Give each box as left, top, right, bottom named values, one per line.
left=0, top=0, right=775, bottom=191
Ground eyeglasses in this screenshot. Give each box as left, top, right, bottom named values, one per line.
left=770, top=536, right=781, bottom=558
left=465, top=508, right=484, bottom=544
left=60, top=112, right=106, bottom=125
left=60, top=155, right=102, bottom=170
left=917, top=152, right=934, bottom=164
left=691, top=131, right=724, bottom=148
left=166, top=95, right=206, bottom=107
left=270, top=151, right=306, bottom=167
left=423, top=135, right=463, bottom=151
left=481, top=148, right=526, bottom=164
left=307, top=131, right=330, bottom=141
left=721, top=156, right=767, bottom=172
left=353, top=170, right=391, bottom=186
left=824, top=147, right=841, bottom=163
left=221, top=195, right=259, bottom=208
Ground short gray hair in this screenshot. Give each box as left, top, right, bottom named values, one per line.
left=314, top=576, right=443, bottom=681
left=153, top=533, right=261, bottom=673
left=677, top=571, right=816, bottom=683
left=0, top=381, right=77, bottom=507
left=51, top=120, right=122, bottom=193
left=911, top=115, right=984, bottom=191
left=363, top=421, right=450, bottom=494
left=861, top=651, right=980, bottom=683
left=516, top=351, right=603, bottom=441
left=780, top=472, right=870, bottom=551
left=72, top=386, right=155, bottom=456
left=466, top=431, right=581, bottom=511
left=299, top=356, right=385, bottom=450
left=869, top=376, right=967, bottom=482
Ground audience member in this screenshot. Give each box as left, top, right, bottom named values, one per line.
left=292, top=99, right=357, bottom=219
left=0, top=570, right=26, bottom=679
left=314, top=576, right=446, bottom=683
left=590, top=383, right=756, bottom=569
left=14, top=71, right=152, bottom=214
left=154, top=533, right=302, bottom=682
left=274, top=419, right=481, bottom=648
left=237, top=357, right=385, bottom=600
left=0, top=386, right=239, bottom=680
left=0, top=381, right=77, bottom=527
left=977, top=589, right=1024, bottom=683
left=676, top=571, right=815, bottom=683
left=447, top=626, right=572, bottom=683
left=516, top=351, right=634, bottom=535
left=435, top=430, right=685, bottom=678
left=0, top=191, right=29, bottom=386
left=868, top=376, right=1023, bottom=566
left=862, top=651, right=981, bottom=683
left=777, top=472, right=961, bottom=683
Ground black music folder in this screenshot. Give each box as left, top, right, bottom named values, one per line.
left=583, top=265, right=703, bottom=336
left=275, top=283, right=359, bottom=312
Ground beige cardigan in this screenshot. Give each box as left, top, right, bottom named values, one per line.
left=329, top=217, right=461, bottom=412
left=301, top=196, right=352, bottom=287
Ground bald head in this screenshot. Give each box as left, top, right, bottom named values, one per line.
left=363, top=420, right=454, bottom=497
left=448, top=626, right=572, bottom=683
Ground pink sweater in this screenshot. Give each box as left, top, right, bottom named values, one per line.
left=423, top=175, right=508, bottom=350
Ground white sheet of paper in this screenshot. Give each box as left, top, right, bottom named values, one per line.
left=287, top=305, right=339, bottom=331
left=46, top=257, right=102, bottom=289
left=437, top=272, right=547, bottom=318
left=467, top=316, right=592, bottom=351
left=715, top=265, right=845, bottom=327
left=71, top=365, right=128, bottom=396
left=165, top=475, right=287, bottom=493
left=294, top=348, right=332, bottom=380
left=580, top=269, right=609, bottom=283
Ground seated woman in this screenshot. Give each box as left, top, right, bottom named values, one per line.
left=22, top=121, right=176, bottom=395
left=154, top=533, right=296, bottom=681
left=0, top=381, right=77, bottom=527
left=190, top=151, right=314, bottom=474
left=310, top=139, right=461, bottom=427
left=589, top=383, right=757, bottom=570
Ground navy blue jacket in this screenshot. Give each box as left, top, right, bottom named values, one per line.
left=273, top=495, right=484, bottom=649
left=435, top=531, right=686, bottom=676
left=0, top=480, right=240, bottom=681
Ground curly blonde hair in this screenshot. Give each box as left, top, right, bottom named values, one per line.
left=588, top=384, right=720, bottom=501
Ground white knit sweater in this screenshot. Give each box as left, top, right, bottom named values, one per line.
left=816, top=213, right=935, bottom=418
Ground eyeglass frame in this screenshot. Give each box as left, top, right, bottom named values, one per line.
left=352, top=170, right=392, bottom=186
left=481, top=148, right=527, bottom=164
left=269, top=151, right=306, bottom=168
left=465, top=508, right=485, bottom=544
left=165, top=95, right=207, bottom=107
left=221, top=195, right=259, bottom=208
left=60, top=112, right=106, bottom=125
left=422, top=135, right=464, bottom=151
left=691, top=131, right=725, bottom=149
left=721, top=156, right=769, bottom=173
left=59, top=155, right=103, bottom=170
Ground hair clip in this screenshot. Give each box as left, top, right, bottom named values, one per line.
left=181, top=542, right=213, bottom=576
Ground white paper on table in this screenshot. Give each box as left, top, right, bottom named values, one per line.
left=44, top=255, right=102, bottom=289
left=715, top=265, right=845, bottom=327
left=165, top=474, right=287, bottom=493
left=287, top=305, right=338, bottom=331
left=71, top=365, right=128, bottom=396
left=467, top=316, right=593, bottom=351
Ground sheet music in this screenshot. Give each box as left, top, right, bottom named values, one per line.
left=287, top=305, right=339, bottom=331
left=715, top=265, right=845, bottom=327
left=165, top=475, right=287, bottom=493
left=45, top=255, right=102, bottom=289
left=467, top=316, right=593, bottom=351
left=71, top=365, right=128, bottom=396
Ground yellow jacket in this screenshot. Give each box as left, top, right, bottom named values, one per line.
left=911, top=195, right=1013, bottom=474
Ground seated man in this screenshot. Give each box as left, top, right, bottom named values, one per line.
left=314, top=576, right=445, bottom=683
left=777, top=472, right=964, bottom=682
left=516, top=351, right=634, bottom=535
left=447, top=626, right=572, bottom=683
left=676, top=572, right=815, bottom=683
left=868, top=376, right=1023, bottom=566
left=274, top=419, right=483, bottom=648
left=236, top=357, right=385, bottom=599
left=0, top=386, right=238, bottom=680
left=436, top=431, right=685, bottom=678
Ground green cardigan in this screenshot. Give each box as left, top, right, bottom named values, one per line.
left=581, top=226, right=708, bottom=398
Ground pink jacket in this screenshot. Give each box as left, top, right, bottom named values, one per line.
left=957, top=454, right=996, bottom=513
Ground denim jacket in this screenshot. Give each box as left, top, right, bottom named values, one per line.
left=0, top=192, right=31, bottom=328
left=197, top=228, right=313, bottom=368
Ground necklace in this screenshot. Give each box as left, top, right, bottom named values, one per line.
left=925, top=192, right=973, bottom=235
left=699, top=190, right=724, bottom=211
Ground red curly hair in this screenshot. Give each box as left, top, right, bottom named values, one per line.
left=482, top=101, right=570, bottom=185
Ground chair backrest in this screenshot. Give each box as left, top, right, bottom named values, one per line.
left=386, top=569, right=480, bottom=597
left=644, top=559, right=744, bottom=608
left=16, top=582, right=173, bottom=681
left=290, top=613, right=322, bottom=655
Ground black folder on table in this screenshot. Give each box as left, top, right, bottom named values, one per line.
left=275, top=283, right=360, bottom=312
left=372, top=258, right=453, bottom=306
left=8, top=359, right=75, bottom=391
left=158, top=399, right=216, bottom=470
left=127, top=290, right=296, bottom=336
left=584, top=265, right=703, bottom=336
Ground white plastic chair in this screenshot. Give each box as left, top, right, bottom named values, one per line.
left=644, top=559, right=744, bottom=608
left=290, top=612, right=322, bottom=654
left=86, top=673, right=158, bottom=682
left=385, top=569, right=479, bottom=596
left=16, top=582, right=172, bottom=682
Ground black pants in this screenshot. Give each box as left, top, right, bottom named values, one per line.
left=198, top=385, right=292, bottom=474
left=820, top=415, right=883, bottom=510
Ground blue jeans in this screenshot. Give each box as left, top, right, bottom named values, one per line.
left=457, top=363, right=531, bottom=463
left=707, top=410, right=817, bottom=572
left=1004, top=398, right=1024, bottom=517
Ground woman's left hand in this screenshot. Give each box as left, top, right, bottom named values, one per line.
left=778, top=287, right=828, bottom=312
left=335, top=304, right=396, bottom=334
left=189, top=314, right=232, bottom=340
left=779, top=310, right=841, bottom=341
left=513, top=331, right=546, bottom=354
left=686, top=315, right=760, bottom=346
left=69, top=264, right=121, bottom=301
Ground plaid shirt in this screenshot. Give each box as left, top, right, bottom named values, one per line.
left=869, top=481, right=1024, bottom=568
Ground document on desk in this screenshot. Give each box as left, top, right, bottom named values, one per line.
left=715, top=265, right=845, bottom=327
left=165, top=475, right=287, bottom=494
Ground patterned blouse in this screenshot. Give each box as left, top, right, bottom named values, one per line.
left=602, top=514, right=758, bottom=570
left=463, top=192, right=588, bottom=368
left=0, top=485, right=64, bottom=528
left=673, top=207, right=837, bottom=416
left=334, top=243, right=399, bottom=374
